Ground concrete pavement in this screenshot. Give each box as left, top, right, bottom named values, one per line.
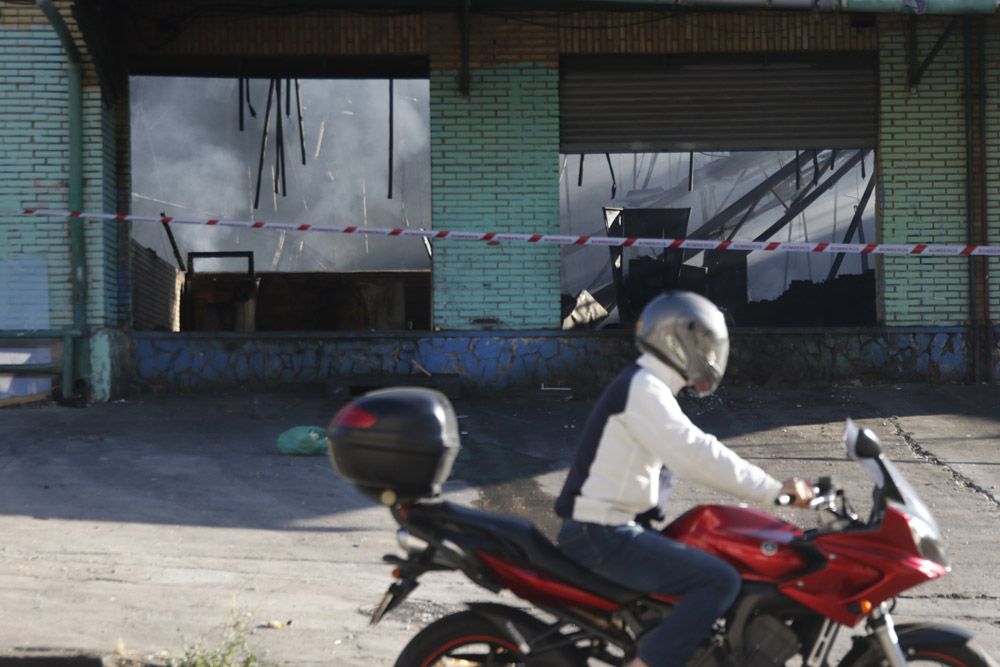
left=0, top=383, right=997, bottom=665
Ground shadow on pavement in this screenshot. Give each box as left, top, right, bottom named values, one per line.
left=0, top=382, right=997, bottom=532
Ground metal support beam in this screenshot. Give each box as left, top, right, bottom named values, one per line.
left=909, top=16, right=959, bottom=88
left=753, top=150, right=868, bottom=243
left=161, top=218, right=186, bottom=271
left=37, top=0, right=88, bottom=400
left=963, top=17, right=992, bottom=383
left=826, top=171, right=877, bottom=282
left=689, top=150, right=819, bottom=241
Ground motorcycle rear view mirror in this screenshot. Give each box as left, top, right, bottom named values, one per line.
left=844, top=418, right=887, bottom=491
left=844, top=418, right=882, bottom=460
left=854, top=430, right=882, bottom=459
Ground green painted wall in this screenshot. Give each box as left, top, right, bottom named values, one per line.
left=429, top=63, right=561, bottom=330
left=0, top=12, right=121, bottom=400
left=0, top=25, right=75, bottom=328
left=879, top=19, right=971, bottom=327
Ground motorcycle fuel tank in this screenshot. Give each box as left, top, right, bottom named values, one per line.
left=664, top=505, right=807, bottom=582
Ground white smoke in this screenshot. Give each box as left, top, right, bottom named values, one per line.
left=130, top=76, right=431, bottom=272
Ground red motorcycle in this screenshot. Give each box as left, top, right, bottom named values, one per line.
left=327, top=388, right=997, bottom=667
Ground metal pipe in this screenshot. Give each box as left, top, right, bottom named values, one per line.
left=964, top=17, right=982, bottom=382
left=254, top=79, right=275, bottom=209
left=274, top=78, right=284, bottom=196
left=388, top=79, right=394, bottom=199
left=976, top=20, right=995, bottom=382
left=37, top=0, right=87, bottom=398
left=295, top=79, right=306, bottom=165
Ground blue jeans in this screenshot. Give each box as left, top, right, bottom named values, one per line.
left=557, top=519, right=741, bottom=667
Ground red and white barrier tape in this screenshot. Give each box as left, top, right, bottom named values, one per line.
left=7, top=208, right=1000, bottom=256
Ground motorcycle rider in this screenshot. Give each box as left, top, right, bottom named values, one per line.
left=554, top=290, right=814, bottom=667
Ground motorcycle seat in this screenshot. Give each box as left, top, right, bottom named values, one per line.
left=411, top=501, right=643, bottom=605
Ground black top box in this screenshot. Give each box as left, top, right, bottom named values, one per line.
left=327, top=387, right=461, bottom=504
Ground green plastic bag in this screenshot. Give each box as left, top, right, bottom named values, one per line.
left=277, top=426, right=328, bottom=456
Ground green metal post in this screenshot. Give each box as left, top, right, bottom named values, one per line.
left=62, top=333, right=73, bottom=398
left=37, top=0, right=88, bottom=398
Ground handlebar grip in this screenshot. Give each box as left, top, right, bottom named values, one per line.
left=816, top=476, right=833, bottom=494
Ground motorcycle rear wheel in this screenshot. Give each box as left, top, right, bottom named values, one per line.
left=394, top=610, right=578, bottom=667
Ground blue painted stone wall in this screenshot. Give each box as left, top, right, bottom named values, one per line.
left=128, top=331, right=635, bottom=393
left=729, top=328, right=969, bottom=384
left=126, top=327, right=988, bottom=396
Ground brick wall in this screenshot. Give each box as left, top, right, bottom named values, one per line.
left=131, top=240, right=181, bottom=331
left=427, top=13, right=561, bottom=330
left=1, top=6, right=74, bottom=329
left=556, top=11, right=876, bottom=53
left=428, top=62, right=561, bottom=329
left=878, top=17, right=970, bottom=327
left=121, top=6, right=426, bottom=57
left=1, top=3, right=128, bottom=333
left=1, top=2, right=123, bottom=401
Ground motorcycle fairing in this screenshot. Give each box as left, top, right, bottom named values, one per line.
left=476, top=550, right=625, bottom=612
left=781, top=506, right=949, bottom=626
left=664, top=504, right=808, bottom=581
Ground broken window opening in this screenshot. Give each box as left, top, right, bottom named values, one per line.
left=560, top=150, right=877, bottom=330
left=129, top=75, right=431, bottom=333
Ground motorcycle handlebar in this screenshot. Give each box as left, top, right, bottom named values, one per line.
left=774, top=476, right=836, bottom=508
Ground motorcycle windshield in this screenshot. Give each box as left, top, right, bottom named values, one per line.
left=880, top=455, right=941, bottom=537
left=844, top=419, right=945, bottom=563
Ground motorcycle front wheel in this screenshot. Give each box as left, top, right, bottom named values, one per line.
left=901, top=645, right=997, bottom=667
left=394, top=610, right=528, bottom=667
left=841, top=642, right=997, bottom=667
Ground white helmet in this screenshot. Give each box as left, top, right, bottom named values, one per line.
left=635, top=291, right=730, bottom=397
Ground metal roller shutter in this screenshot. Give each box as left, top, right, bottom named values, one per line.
left=560, top=53, right=877, bottom=153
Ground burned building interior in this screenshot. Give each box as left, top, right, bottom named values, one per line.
left=130, top=74, right=433, bottom=333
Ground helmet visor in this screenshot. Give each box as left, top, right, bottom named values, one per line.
left=690, top=327, right=729, bottom=396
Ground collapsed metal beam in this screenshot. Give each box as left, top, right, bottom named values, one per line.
left=826, top=170, right=877, bottom=282
left=388, top=79, right=394, bottom=199
left=253, top=79, right=275, bottom=209
left=753, top=149, right=868, bottom=243
left=689, top=150, right=819, bottom=240
left=160, top=217, right=187, bottom=272
left=909, top=16, right=959, bottom=88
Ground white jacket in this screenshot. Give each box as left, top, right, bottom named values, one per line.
left=554, top=353, right=783, bottom=526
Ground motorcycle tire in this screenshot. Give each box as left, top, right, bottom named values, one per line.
left=841, top=641, right=998, bottom=667
left=393, top=609, right=579, bottom=667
